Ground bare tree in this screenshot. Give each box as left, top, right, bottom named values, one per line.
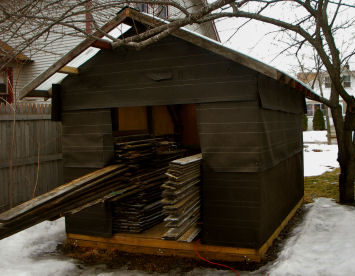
left=294, top=51, right=332, bottom=144
left=1, top=0, right=354, bottom=202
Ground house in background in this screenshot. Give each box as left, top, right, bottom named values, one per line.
left=297, top=64, right=355, bottom=133
left=0, top=40, right=33, bottom=104
left=1, top=1, right=219, bottom=103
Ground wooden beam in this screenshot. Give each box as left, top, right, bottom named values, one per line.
left=0, top=40, right=32, bottom=63
left=58, top=66, right=79, bottom=75
left=91, top=40, right=112, bottom=50
left=277, top=72, right=292, bottom=86
left=67, top=222, right=261, bottom=262
left=19, top=10, right=128, bottom=99
left=26, top=90, right=51, bottom=98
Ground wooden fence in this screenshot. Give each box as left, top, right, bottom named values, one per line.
left=0, top=102, right=62, bottom=212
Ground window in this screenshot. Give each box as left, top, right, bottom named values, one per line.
left=325, top=75, right=351, bottom=88
left=136, top=3, right=148, bottom=13
left=0, top=68, right=13, bottom=104
left=324, top=76, right=331, bottom=88
left=343, top=75, right=351, bottom=88
left=153, top=5, right=168, bottom=19
left=0, top=71, right=7, bottom=94
left=136, top=2, right=168, bottom=19
left=306, top=103, right=325, bottom=116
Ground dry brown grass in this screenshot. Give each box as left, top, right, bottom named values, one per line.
left=304, top=168, right=340, bottom=203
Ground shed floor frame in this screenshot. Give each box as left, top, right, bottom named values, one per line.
left=66, top=197, right=303, bottom=263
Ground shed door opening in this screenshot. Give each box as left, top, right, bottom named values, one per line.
left=109, top=104, right=202, bottom=238
left=112, top=104, right=200, bottom=150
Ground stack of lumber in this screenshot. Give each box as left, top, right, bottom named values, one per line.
left=110, top=149, right=186, bottom=233
left=114, top=135, right=161, bottom=169
left=110, top=135, right=186, bottom=233
left=111, top=168, right=167, bottom=233
left=161, top=153, right=202, bottom=241
left=0, top=165, right=134, bottom=240
left=114, top=135, right=186, bottom=169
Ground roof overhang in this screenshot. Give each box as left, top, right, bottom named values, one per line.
left=20, top=7, right=320, bottom=102
left=0, top=40, right=32, bottom=64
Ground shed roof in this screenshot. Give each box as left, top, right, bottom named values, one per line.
left=20, top=7, right=320, bottom=102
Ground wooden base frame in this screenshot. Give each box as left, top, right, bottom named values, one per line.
left=67, top=197, right=303, bottom=262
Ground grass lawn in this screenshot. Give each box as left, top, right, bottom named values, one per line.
left=304, top=168, right=340, bottom=203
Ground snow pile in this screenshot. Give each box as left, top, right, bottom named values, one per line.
left=0, top=218, right=79, bottom=276
left=267, top=198, right=355, bottom=276
left=303, top=143, right=338, bottom=176
left=303, top=131, right=328, bottom=143
left=0, top=219, right=157, bottom=276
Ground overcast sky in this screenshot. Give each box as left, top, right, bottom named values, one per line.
left=214, top=1, right=355, bottom=76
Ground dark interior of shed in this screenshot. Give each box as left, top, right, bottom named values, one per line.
left=107, top=104, right=203, bottom=240
left=111, top=104, right=200, bottom=149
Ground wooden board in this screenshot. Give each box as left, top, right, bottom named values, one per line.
left=118, top=106, right=148, bottom=132
left=0, top=165, right=123, bottom=222
left=67, top=221, right=261, bottom=262
left=152, top=106, right=174, bottom=136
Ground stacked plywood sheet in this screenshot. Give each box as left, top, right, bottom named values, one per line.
left=161, top=153, right=202, bottom=240
left=111, top=135, right=186, bottom=233
left=114, top=135, right=161, bottom=169
left=111, top=169, right=167, bottom=233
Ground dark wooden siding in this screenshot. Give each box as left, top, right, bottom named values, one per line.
left=65, top=203, right=112, bottom=237
left=61, top=35, right=258, bottom=111
left=198, top=76, right=304, bottom=248
left=202, top=168, right=261, bottom=248
left=197, top=101, right=263, bottom=172
left=202, top=152, right=303, bottom=248
left=196, top=76, right=304, bottom=173
left=259, top=152, right=303, bottom=246
left=62, top=109, right=113, bottom=182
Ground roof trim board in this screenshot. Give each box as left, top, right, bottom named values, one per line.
left=19, top=9, right=129, bottom=99
left=20, top=7, right=319, bottom=101
left=0, top=40, right=32, bottom=63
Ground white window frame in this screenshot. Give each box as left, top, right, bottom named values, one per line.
left=343, top=75, right=351, bottom=88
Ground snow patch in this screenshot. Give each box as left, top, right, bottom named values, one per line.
left=303, top=131, right=328, bottom=143
left=267, top=198, right=355, bottom=276
left=0, top=218, right=77, bottom=276
left=303, top=143, right=338, bottom=176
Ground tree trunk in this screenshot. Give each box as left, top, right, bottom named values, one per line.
left=339, top=158, right=355, bottom=203
left=332, top=105, right=355, bottom=203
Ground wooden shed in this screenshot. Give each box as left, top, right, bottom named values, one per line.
left=20, top=8, right=320, bottom=261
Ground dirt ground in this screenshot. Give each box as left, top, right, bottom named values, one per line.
left=59, top=205, right=307, bottom=274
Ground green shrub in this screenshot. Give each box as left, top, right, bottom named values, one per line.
left=303, top=114, right=308, bottom=131
left=313, top=109, right=325, bottom=130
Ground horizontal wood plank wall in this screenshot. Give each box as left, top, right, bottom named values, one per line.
left=0, top=103, right=63, bottom=212
left=197, top=99, right=304, bottom=248
left=61, top=109, right=113, bottom=183
left=196, top=101, right=263, bottom=173
left=259, top=152, right=304, bottom=247
left=61, top=35, right=258, bottom=111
